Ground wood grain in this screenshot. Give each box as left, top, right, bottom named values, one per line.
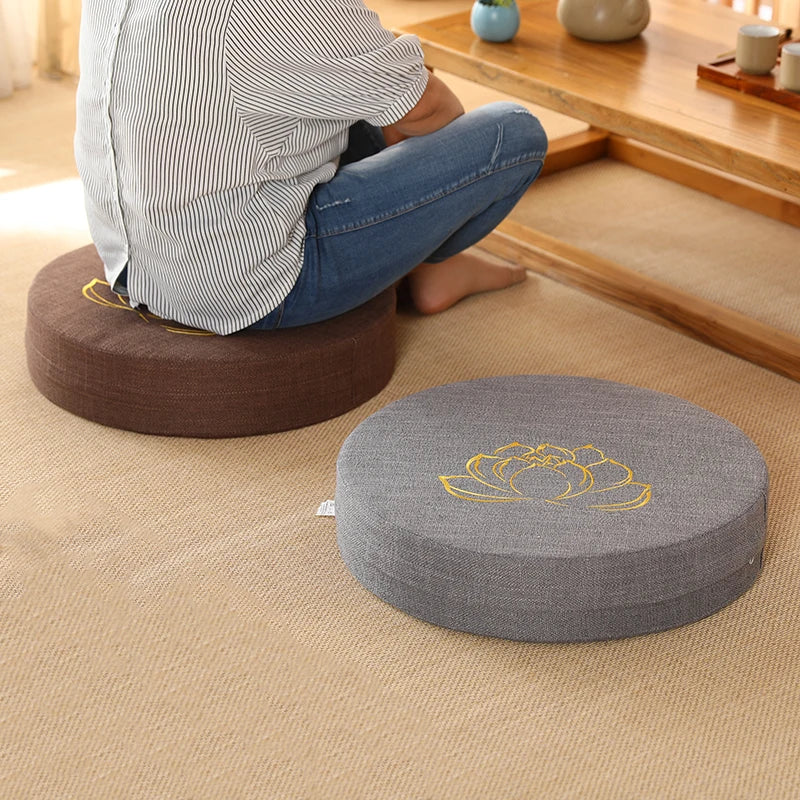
left=541, top=130, right=800, bottom=225
left=401, top=0, right=800, bottom=378
left=606, top=136, right=800, bottom=227
left=400, top=0, right=800, bottom=198
left=697, top=53, right=800, bottom=112
left=482, top=220, right=800, bottom=382
left=540, top=128, right=609, bottom=175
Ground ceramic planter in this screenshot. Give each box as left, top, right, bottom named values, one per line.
left=470, top=0, right=521, bottom=43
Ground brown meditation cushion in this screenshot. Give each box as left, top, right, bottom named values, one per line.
left=25, top=246, right=396, bottom=437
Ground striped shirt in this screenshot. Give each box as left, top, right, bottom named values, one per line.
left=75, top=0, right=428, bottom=334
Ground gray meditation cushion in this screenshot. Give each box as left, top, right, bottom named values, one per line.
left=335, top=376, right=768, bottom=642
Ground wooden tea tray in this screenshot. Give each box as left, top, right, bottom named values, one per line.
left=698, top=45, right=800, bottom=111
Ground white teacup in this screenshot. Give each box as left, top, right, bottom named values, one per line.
left=779, top=42, right=800, bottom=91
left=736, top=24, right=781, bottom=75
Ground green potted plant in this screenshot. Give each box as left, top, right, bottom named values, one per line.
left=470, top=0, right=521, bottom=43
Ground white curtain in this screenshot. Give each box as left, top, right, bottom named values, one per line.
left=0, top=0, right=34, bottom=98
left=38, top=0, right=81, bottom=78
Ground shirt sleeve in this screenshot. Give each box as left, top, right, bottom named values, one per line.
left=224, top=0, right=428, bottom=126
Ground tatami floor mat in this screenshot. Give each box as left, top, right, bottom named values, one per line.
left=513, top=159, right=800, bottom=338
left=2, top=30, right=800, bottom=798
left=4, top=265, right=800, bottom=798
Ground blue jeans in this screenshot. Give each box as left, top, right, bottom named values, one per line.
left=249, top=101, right=548, bottom=329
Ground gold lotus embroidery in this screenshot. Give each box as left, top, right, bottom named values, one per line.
left=82, top=278, right=215, bottom=336
left=440, top=442, right=652, bottom=512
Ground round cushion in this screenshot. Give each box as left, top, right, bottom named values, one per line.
left=335, top=375, right=768, bottom=642
left=25, top=246, right=396, bottom=437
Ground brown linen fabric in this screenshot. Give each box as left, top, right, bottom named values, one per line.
left=25, top=246, right=396, bottom=437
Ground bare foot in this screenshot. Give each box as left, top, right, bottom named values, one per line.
left=407, top=250, right=527, bottom=315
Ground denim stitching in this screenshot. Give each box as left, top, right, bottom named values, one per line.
left=315, top=198, right=351, bottom=212
left=313, top=153, right=545, bottom=238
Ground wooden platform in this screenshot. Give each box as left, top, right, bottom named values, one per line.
left=400, top=0, right=800, bottom=382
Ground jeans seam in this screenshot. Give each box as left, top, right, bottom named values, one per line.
left=489, top=124, right=503, bottom=170
left=312, top=153, right=545, bottom=238
left=271, top=300, right=286, bottom=329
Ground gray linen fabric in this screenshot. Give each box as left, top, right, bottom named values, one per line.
left=335, top=376, right=768, bottom=642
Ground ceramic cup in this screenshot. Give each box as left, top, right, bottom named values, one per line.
left=779, top=41, right=800, bottom=91
left=736, top=24, right=781, bottom=75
